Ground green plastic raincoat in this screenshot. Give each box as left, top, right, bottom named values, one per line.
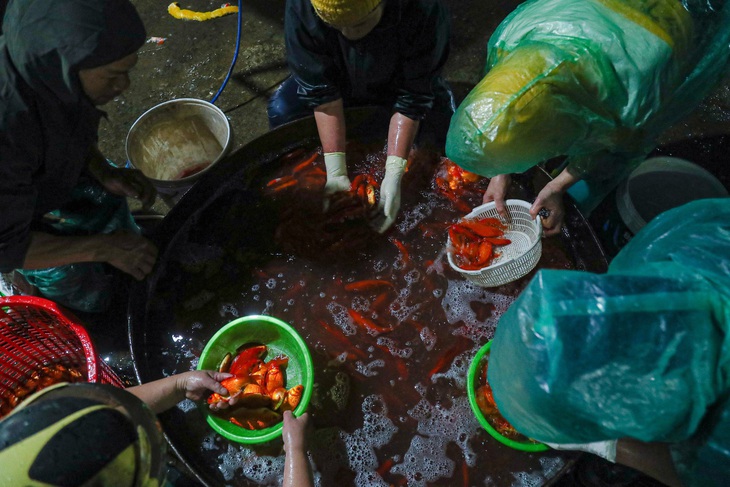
left=490, top=198, right=730, bottom=486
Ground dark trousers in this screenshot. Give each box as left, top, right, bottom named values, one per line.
left=267, top=76, right=456, bottom=130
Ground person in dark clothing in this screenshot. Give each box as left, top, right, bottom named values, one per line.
left=268, top=0, right=453, bottom=233
left=0, top=0, right=158, bottom=312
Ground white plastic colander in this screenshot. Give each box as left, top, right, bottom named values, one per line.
left=447, top=200, right=543, bottom=287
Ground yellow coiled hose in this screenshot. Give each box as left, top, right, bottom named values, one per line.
left=167, top=2, right=238, bottom=21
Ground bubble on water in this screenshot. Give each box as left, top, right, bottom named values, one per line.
left=287, top=298, right=295, bottom=306
left=352, top=296, right=370, bottom=311
left=355, top=359, right=385, bottom=377
left=191, top=321, right=203, bottom=330
left=252, top=294, right=260, bottom=301
left=277, top=273, right=284, bottom=278
left=327, top=351, right=349, bottom=367
left=491, top=294, right=513, bottom=316
left=201, top=432, right=218, bottom=451
left=373, top=259, right=388, bottom=273
left=217, top=443, right=250, bottom=481
left=176, top=399, right=196, bottom=413
left=319, top=292, right=326, bottom=298
left=539, top=456, right=566, bottom=478
left=430, top=348, right=475, bottom=388
left=390, top=298, right=422, bottom=322
left=453, top=319, right=495, bottom=343
left=511, top=470, right=548, bottom=487
left=389, top=434, right=455, bottom=486
left=441, top=279, right=502, bottom=331
left=251, top=284, right=260, bottom=292
left=393, top=258, right=407, bottom=271
left=333, top=395, right=397, bottom=482
left=265, top=278, right=277, bottom=290
left=425, top=252, right=447, bottom=275
left=328, top=371, right=350, bottom=411
left=262, top=300, right=274, bottom=315
left=406, top=396, right=481, bottom=468
left=219, top=303, right=239, bottom=317
left=327, top=301, right=356, bottom=335
left=432, top=288, right=443, bottom=298
left=239, top=453, right=286, bottom=485
left=376, top=337, right=413, bottom=358
left=419, top=327, right=437, bottom=351
left=397, top=200, right=434, bottom=234
left=404, top=269, right=421, bottom=284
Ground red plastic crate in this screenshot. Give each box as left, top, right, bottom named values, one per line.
left=0, top=295, right=124, bottom=417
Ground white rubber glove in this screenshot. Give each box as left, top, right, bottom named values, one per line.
left=544, top=439, right=618, bottom=463
left=323, top=152, right=351, bottom=196
left=372, top=155, right=407, bottom=233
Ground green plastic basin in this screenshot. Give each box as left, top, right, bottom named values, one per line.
left=197, top=315, right=313, bottom=444
left=467, top=340, right=548, bottom=452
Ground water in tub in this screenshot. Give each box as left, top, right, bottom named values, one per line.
left=140, top=114, right=223, bottom=180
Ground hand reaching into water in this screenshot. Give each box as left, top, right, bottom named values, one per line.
left=371, top=155, right=407, bottom=233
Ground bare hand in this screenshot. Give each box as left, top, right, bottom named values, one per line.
left=530, top=185, right=566, bottom=236
left=176, top=370, right=232, bottom=402
left=96, top=165, right=157, bottom=210
left=103, top=230, right=158, bottom=280
left=208, top=390, right=241, bottom=411
left=283, top=411, right=310, bottom=453
left=483, top=174, right=511, bottom=220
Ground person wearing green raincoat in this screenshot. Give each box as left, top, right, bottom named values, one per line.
left=487, top=198, right=730, bottom=487
left=446, top=0, right=730, bottom=236
left=0, top=0, right=158, bottom=312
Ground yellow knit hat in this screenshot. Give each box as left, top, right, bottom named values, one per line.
left=311, top=0, right=381, bottom=27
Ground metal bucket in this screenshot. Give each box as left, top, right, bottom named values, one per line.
left=125, top=98, right=231, bottom=200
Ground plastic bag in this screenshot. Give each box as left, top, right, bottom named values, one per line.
left=446, top=0, right=730, bottom=199
left=18, top=179, right=139, bottom=313
left=489, top=198, right=730, bottom=486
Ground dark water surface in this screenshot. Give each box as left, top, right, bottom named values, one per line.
left=129, top=115, right=607, bottom=486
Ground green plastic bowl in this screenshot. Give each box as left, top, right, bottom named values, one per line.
left=467, top=340, right=548, bottom=452
left=197, top=315, right=314, bottom=444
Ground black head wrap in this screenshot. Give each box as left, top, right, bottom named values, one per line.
left=3, top=0, right=146, bottom=104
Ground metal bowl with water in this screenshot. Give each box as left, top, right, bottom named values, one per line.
left=126, top=98, right=231, bottom=196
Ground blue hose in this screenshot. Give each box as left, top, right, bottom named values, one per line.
left=210, top=0, right=243, bottom=105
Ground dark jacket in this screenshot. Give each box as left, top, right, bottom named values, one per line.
left=284, top=0, right=451, bottom=120
left=0, top=0, right=145, bottom=271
